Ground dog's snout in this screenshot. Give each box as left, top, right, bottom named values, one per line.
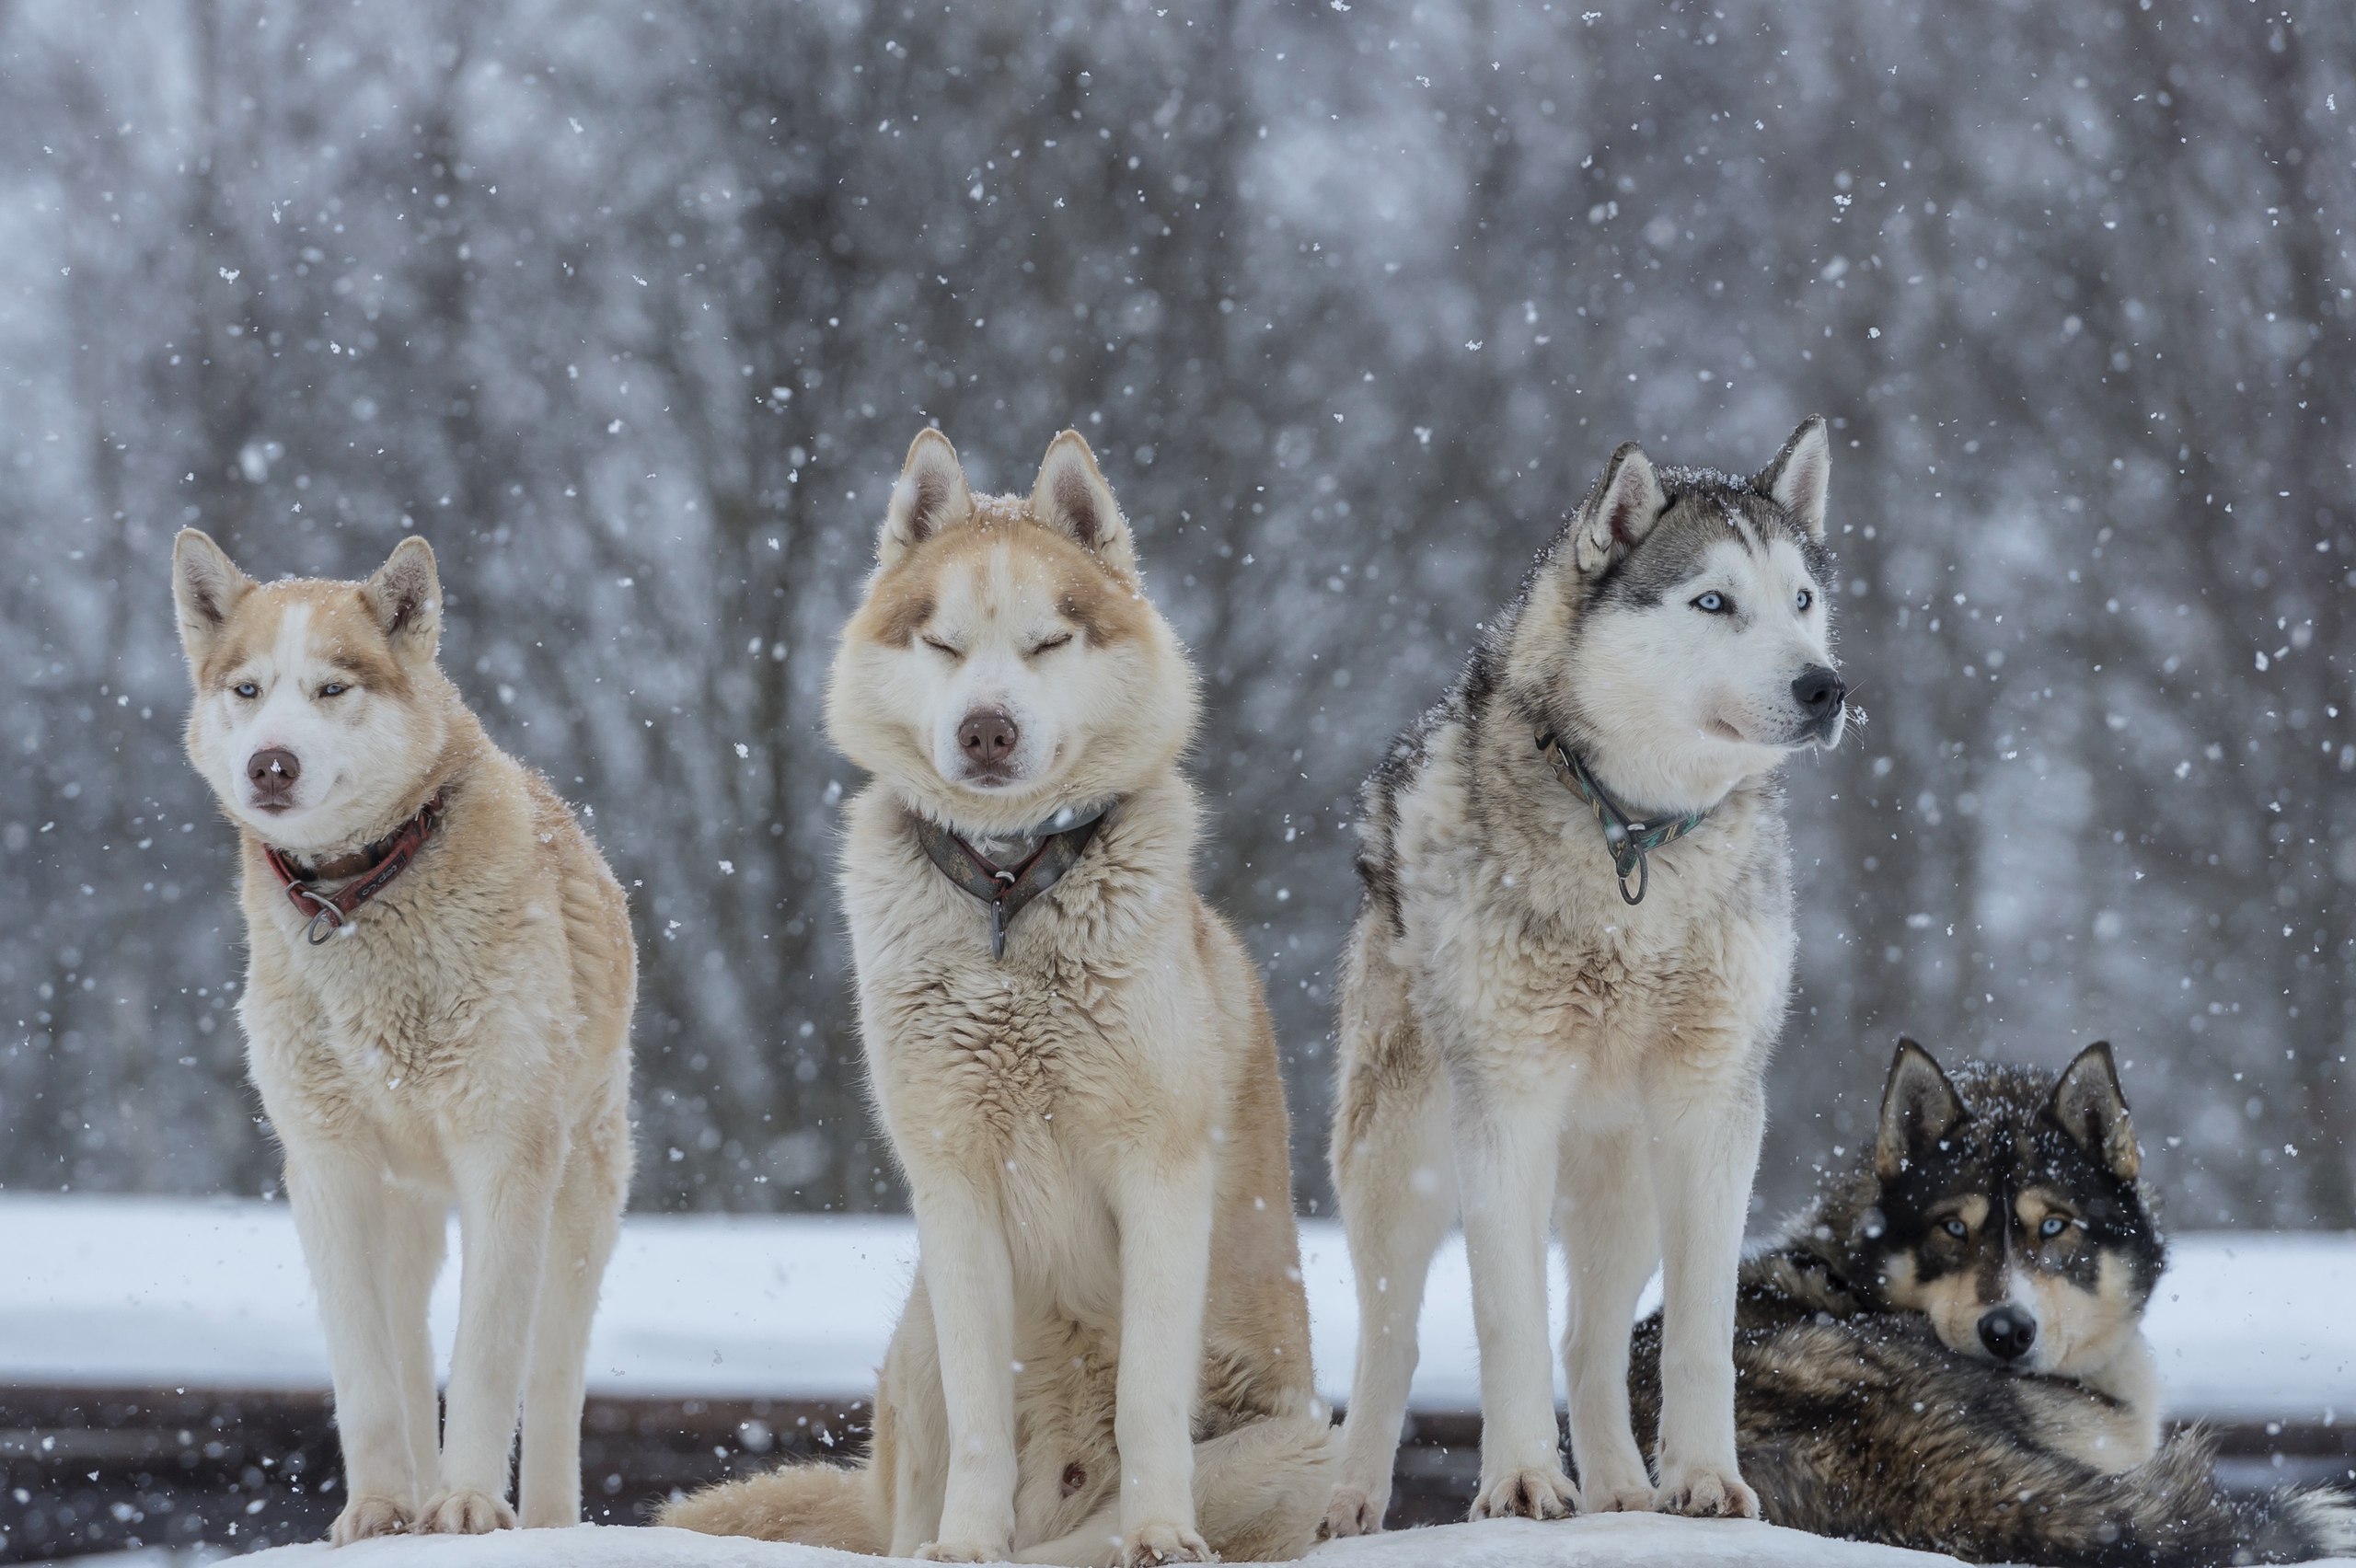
left=1791, top=663, right=1847, bottom=721
left=957, top=709, right=1020, bottom=768
left=1977, top=1304, right=2038, bottom=1362
left=247, top=747, right=301, bottom=808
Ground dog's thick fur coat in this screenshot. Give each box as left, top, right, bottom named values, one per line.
left=662, top=432, right=1330, bottom=1565
left=1628, top=1043, right=2356, bottom=1564
left=172, top=531, right=634, bottom=1544
left=1324, top=423, right=1846, bottom=1534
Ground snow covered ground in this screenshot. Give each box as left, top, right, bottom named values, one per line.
left=17, top=1196, right=2356, bottom=1566
left=5, top=1195, right=2353, bottom=1424
left=227, top=1516, right=1977, bottom=1567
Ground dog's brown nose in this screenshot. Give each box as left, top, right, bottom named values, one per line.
left=958, top=709, right=1019, bottom=768
left=248, top=747, right=301, bottom=802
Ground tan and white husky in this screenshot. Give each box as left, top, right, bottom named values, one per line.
left=661, top=431, right=1331, bottom=1565
left=171, top=531, right=634, bottom=1544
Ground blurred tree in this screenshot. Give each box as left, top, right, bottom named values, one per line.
left=1, top=0, right=2346, bottom=1226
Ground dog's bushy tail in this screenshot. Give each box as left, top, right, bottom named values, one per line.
left=2113, top=1428, right=2355, bottom=1567
left=657, top=1459, right=884, bottom=1554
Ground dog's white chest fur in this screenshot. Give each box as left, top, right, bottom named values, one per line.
left=240, top=808, right=581, bottom=1152
left=1394, top=723, right=1796, bottom=1103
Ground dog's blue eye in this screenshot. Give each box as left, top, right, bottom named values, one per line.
left=1796, top=589, right=1813, bottom=611
left=2040, top=1216, right=2068, bottom=1238
left=233, top=683, right=259, bottom=699
left=1944, top=1218, right=1969, bottom=1239
left=1692, top=591, right=1729, bottom=615
left=319, top=683, right=347, bottom=698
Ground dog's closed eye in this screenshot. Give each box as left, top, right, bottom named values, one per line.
left=920, top=636, right=964, bottom=660
left=1028, top=633, right=1074, bottom=658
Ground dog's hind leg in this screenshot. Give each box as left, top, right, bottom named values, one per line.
left=1018, top=1412, right=1335, bottom=1566
left=1187, top=1413, right=1336, bottom=1562
left=1645, top=1078, right=1764, bottom=1519
left=518, top=1110, right=627, bottom=1528
left=1556, top=1123, right=1659, bottom=1512
left=1454, top=1060, right=1576, bottom=1523
left=424, top=1114, right=565, bottom=1534
left=376, top=1182, right=449, bottom=1500
left=1322, top=923, right=1453, bottom=1539
left=281, top=1138, right=423, bottom=1543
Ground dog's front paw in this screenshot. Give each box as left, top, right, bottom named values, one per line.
left=1120, top=1519, right=1213, bottom=1565
left=329, top=1493, right=412, bottom=1545
left=419, top=1485, right=517, bottom=1534
left=1654, top=1462, right=1759, bottom=1519
left=1575, top=1476, right=1656, bottom=1514
left=915, top=1539, right=1007, bottom=1563
left=1469, top=1466, right=1576, bottom=1522
left=1317, top=1484, right=1382, bottom=1539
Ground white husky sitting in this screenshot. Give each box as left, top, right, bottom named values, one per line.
left=171, top=531, right=634, bottom=1544
left=1322, top=421, right=1849, bottom=1533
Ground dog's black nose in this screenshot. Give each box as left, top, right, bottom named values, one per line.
left=248, top=747, right=301, bottom=803
left=1791, top=664, right=1847, bottom=720
left=1977, top=1305, right=2038, bottom=1361
left=957, top=709, right=1019, bottom=768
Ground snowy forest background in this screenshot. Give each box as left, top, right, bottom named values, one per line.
left=1, top=0, right=2349, bottom=1230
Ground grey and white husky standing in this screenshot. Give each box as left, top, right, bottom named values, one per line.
left=1322, top=421, right=1848, bottom=1534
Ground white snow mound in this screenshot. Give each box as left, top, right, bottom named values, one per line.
left=235, top=1516, right=1978, bottom=1567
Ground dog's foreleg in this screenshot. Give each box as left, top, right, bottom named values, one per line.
left=1323, top=1063, right=1453, bottom=1538
left=883, top=1281, right=951, bottom=1556
left=1110, top=1151, right=1217, bottom=1566
left=377, top=1182, right=450, bottom=1496
left=425, top=1120, right=564, bottom=1534
left=908, top=1180, right=1019, bottom=1562
left=1454, top=1073, right=1576, bottom=1523
left=281, top=1140, right=422, bottom=1544
left=517, top=1119, right=626, bottom=1528
left=1556, top=1125, right=1659, bottom=1512
left=1646, top=1080, right=1763, bottom=1519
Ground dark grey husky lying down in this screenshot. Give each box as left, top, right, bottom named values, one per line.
left=1630, top=1041, right=2356, bottom=1566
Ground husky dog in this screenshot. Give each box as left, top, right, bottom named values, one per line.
left=661, top=431, right=1331, bottom=1565
left=1322, top=421, right=1847, bottom=1535
left=172, top=532, right=634, bottom=1544
left=1628, top=1039, right=2356, bottom=1564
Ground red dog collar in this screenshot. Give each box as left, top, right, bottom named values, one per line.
left=263, top=793, right=445, bottom=945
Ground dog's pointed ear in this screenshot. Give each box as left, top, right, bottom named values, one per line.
left=880, top=428, right=974, bottom=567
left=1877, top=1037, right=1965, bottom=1181
left=1757, top=415, right=1831, bottom=541
left=2048, top=1042, right=2139, bottom=1181
left=173, top=528, right=254, bottom=665
left=362, top=536, right=443, bottom=663
left=1030, top=430, right=1135, bottom=571
left=1570, top=442, right=1664, bottom=576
